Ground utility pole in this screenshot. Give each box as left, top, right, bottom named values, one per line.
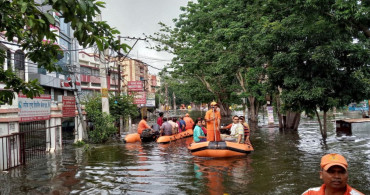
left=173, top=92, right=176, bottom=116
left=96, top=14, right=109, bottom=114
left=117, top=36, right=123, bottom=135
left=71, top=38, right=87, bottom=141
left=165, top=83, right=169, bottom=118
left=117, top=36, right=122, bottom=96
left=116, top=36, right=146, bottom=134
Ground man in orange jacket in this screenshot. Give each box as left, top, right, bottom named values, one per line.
left=137, top=116, right=153, bottom=135
left=302, top=153, right=364, bottom=195
left=183, top=113, right=194, bottom=130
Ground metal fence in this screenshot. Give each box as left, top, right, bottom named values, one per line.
left=19, top=121, right=59, bottom=160
left=0, top=133, right=25, bottom=170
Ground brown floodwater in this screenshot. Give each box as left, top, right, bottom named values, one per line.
left=0, top=111, right=369, bottom=194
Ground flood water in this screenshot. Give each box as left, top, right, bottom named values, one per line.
left=1, top=112, right=369, bottom=194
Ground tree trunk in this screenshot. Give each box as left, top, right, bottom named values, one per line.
left=248, top=96, right=259, bottom=123
left=284, top=111, right=301, bottom=131
left=315, top=109, right=327, bottom=141
left=218, top=101, right=231, bottom=116
left=275, top=95, right=283, bottom=130
left=323, top=111, right=327, bottom=140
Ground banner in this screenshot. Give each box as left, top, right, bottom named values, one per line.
left=267, top=106, right=274, bottom=124
left=129, top=91, right=146, bottom=104
left=18, top=94, right=51, bottom=122
left=62, top=96, right=76, bottom=117
left=128, top=81, right=143, bottom=92
left=146, top=92, right=155, bottom=107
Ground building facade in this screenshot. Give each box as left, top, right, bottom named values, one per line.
left=78, top=51, right=120, bottom=99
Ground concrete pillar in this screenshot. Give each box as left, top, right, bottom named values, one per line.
left=0, top=93, right=20, bottom=170
left=49, top=100, right=63, bottom=152
left=75, top=105, right=86, bottom=142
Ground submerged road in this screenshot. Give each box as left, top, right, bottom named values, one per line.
left=0, top=113, right=369, bottom=194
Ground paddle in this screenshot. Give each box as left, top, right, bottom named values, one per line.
left=213, top=106, right=216, bottom=141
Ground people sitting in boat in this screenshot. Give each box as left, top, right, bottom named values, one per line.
left=160, top=117, right=173, bottom=136
left=178, top=116, right=186, bottom=133
left=220, top=115, right=244, bottom=144
left=238, top=116, right=250, bottom=142
left=205, top=101, right=221, bottom=141
left=193, top=118, right=206, bottom=143
left=152, top=123, right=160, bottom=132
left=137, top=116, right=154, bottom=135
left=201, top=118, right=207, bottom=135
left=169, top=117, right=179, bottom=134
left=184, top=113, right=195, bottom=130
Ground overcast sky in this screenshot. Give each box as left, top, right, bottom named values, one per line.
left=101, top=0, right=190, bottom=75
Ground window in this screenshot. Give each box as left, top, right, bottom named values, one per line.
left=92, top=69, right=100, bottom=77
left=81, top=67, right=91, bottom=75
left=59, top=17, right=70, bottom=36
left=7, top=49, right=11, bottom=68
left=14, top=50, right=25, bottom=79
left=14, top=50, right=25, bottom=69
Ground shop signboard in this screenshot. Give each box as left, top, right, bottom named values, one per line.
left=267, top=106, right=274, bottom=124
left=129, top=91, right=146, bottom=104
left=128, top=81, right=143, bottom=92
left=62, top=96, right=76, bottom=117
left=146, top=93, right=155, bottom=107
left=18, top=93, right=51, bottom=122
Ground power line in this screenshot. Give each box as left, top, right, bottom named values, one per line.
left=0, top=40, right=93, bottom=52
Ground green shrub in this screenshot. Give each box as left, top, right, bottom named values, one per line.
left=84, top=94, right=118, bottom=143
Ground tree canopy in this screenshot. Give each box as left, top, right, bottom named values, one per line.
left=150, top=0, right=369, bottom=135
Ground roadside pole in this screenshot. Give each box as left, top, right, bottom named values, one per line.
left=173, top=92, right=176, bottom=116
left=100, top=53, right=110, bottom=114
left=71, top=38, right=87, bottom=141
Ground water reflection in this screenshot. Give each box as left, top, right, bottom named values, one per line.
left=0, top=112, right=369, bottom=194
left=193, top=157, right=253, bottom=195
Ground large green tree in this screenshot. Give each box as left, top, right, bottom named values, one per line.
left=262, top=0, right=370, bottom=138
left=149, top=0, right=268, bottom=119
left=0, top=0, right=129, bottom=104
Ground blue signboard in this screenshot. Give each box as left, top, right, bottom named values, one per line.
left=348, top=100, right=369, bottom=111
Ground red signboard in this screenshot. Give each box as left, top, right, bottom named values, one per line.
left=128, top=81, right=143, bottom=92
left=129, top=91, right=146, bottom=104
left=62, top=96, right=76, bottom=117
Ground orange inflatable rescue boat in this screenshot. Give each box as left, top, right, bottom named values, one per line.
left=156, top=129, right=193, bottom=144
left=188, top=141, right=253, bottom=157
left=124, top=133, right=141, bottom=143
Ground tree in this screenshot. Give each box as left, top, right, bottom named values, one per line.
left=0, top=0, right=129, bottom=104
left=262, top=1, right=370, bottom=139
left=149, top=0, right=267, bottom=118
left=84, top=94, right=116, bottom=143
left=109, top=94, right=139, bottom=122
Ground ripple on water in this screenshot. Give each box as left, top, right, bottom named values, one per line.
left=1, top=113, right=370, bottom=194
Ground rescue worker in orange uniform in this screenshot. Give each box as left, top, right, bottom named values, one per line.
left=204, top=101, right=221, bottom=141
left=302, top=153, right=364, bottom=195
left=137, top=116, right=153, bottom=135
left=183, top=113, right=194, bottom=130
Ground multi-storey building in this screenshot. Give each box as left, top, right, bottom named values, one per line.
left=148, top=74, right=158, bottom=93
left=1, top=12, right=77, bottom=105
left=121, top=58, right=149, bottom=92
left=0, top=11, right=80, bottom=170
left=78, top=51, right=120, bottom=99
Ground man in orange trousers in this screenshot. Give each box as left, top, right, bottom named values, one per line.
left=204, top=101, right=221, bottom=141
